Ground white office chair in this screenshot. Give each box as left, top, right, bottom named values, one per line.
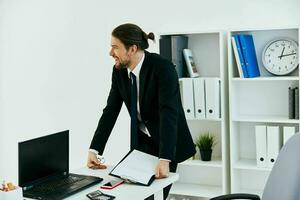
left=211, top=133, right=300, bottom=200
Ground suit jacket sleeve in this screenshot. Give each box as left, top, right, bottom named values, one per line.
left=157, top=61, right=179, bottom=161
left=89, top=67, right=123, bottom=154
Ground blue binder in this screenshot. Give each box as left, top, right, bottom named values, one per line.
left=233, top=35, right=249, bottom=78
left=239, top=34, right=260, bottom=78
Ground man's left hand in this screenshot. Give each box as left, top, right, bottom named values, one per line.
left=155, top=160, right=170, bottom=179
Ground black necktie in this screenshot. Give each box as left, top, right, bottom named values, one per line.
left=130, top=72, right=138, bottom=150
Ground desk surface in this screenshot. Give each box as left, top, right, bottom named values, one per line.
left=26, top=166, right=179, bottom=200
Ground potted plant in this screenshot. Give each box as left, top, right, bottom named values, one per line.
left=195, top=132, right=216, bottom=161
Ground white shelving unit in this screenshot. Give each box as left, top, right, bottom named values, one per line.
left=228, top=27, right=300, bottom=197
left=159, top=31, right=229, bottom=199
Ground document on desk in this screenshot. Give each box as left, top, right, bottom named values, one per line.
left=109, top=150, right=158, bottom=186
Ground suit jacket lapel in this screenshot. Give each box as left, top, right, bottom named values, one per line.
left=139, top=51, right=151, bottom=112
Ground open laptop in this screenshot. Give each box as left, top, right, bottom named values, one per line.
left=18, top=130, right=103, bottom=200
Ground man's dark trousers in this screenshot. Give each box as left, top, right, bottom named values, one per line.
left=136, top=130, right=178, bottom=200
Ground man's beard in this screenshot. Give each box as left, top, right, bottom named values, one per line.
left=114, top=58, right=130, bottom=70
left=116, top=62, right=128, bottom=69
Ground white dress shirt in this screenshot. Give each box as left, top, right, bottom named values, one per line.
left=127, top=53, right=151, bottom=137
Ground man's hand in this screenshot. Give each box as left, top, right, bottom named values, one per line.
left=155, top=160, right=170, bottom=179
left=87, top=151, right=107, bottom=170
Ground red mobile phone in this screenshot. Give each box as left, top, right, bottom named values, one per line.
left=100, top=180, right=124, bottom=190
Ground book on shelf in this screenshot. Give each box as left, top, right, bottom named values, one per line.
left=295, top=87, right=299, bottom=119
left=288, top=87, right=298, bottom=119
left=183, top=49, right=200, bottom=78
left=159, top=35, right=188, bottom=78
left=159, top=36, right=172, bottom=64
left=232, top=34, right=260, bottom=78
left=289, top=87, right=295, bottom=119
left=231, top=35, right=248, bottom=78
left=238, top=34, right=260, bottom=78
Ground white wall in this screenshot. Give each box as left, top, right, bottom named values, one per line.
left=0, top=0, right=300, bottom=183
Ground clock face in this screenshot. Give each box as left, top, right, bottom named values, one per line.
left=262, top=39, right=299, bottom=75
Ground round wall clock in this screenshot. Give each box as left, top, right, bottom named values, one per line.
left=262, top=38, right=299, bottom=75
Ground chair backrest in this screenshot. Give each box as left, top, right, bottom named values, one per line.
left=262, top=133, right=300, bottom=200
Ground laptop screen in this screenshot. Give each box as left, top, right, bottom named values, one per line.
left=18, top=130, right=69, bottom=187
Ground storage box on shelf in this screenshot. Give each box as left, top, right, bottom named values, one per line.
left=159, top=31, right=229, bottom=199
left=228, top=27, right=300, bottom=197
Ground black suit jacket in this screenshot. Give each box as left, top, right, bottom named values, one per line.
left=90, top=51, right=196, bottom=163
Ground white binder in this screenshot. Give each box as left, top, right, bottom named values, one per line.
left=193, top=78, right=206, bottom=119
left=179, top=78, right=195, bottom=119
left=267, top=126, right=282, bottom=168
left=231, top=36, right=244, bottom=78
left=255, top=125, right=267, bottom=168
left=283, top=126, right=295, bottom=145
left=205, top=78, right=220, bottom=119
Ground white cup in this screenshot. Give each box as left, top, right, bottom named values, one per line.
left=0, top=187, right=23, bottom=200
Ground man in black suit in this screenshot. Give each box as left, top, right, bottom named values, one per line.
left=87, top=23, right=195, bottom=199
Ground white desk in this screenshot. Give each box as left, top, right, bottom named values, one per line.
left=26, top=166, right=179, bottom=200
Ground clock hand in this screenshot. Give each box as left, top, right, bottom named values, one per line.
left=279, top=47, right=285, bottom=60
left=280, top=52, right=297, bottom=58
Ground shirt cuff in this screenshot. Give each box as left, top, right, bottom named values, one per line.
left=89, top=149, right=99, bottom=155
left=159, top=158, right=171, bottom=162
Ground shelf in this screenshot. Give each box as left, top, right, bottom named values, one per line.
left=179, top=77, right=221, bottom=80
left=180, top=158, right=222, bottom=168
left=170, top=182, right=223, bottom=198
left=232, top=76, right=299, bottom=81
left=233, top=159, right=272, bottom=172
left=187, top=118, right=222, bottom=122
left=232, top=115, right=300, bottom=123
left=161, top=31, right=228, bottom=198
left=229, top=27, right=300, bottom=197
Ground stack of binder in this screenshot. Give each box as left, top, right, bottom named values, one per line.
left=179, top=78, right=221, bottom=120
left=255, top=125, right=281, bottom=168
left=232, top=34, right=260, bottom=78
left=255, top=125, right=296, bottom=168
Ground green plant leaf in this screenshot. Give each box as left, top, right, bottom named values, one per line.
left=194, top=132, right=216, bottom=151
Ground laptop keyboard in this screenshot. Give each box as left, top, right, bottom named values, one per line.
left=29, top=176, right=85, bottom=194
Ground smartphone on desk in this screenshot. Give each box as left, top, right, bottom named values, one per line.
left=100, top=180, right=124, bottom=190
